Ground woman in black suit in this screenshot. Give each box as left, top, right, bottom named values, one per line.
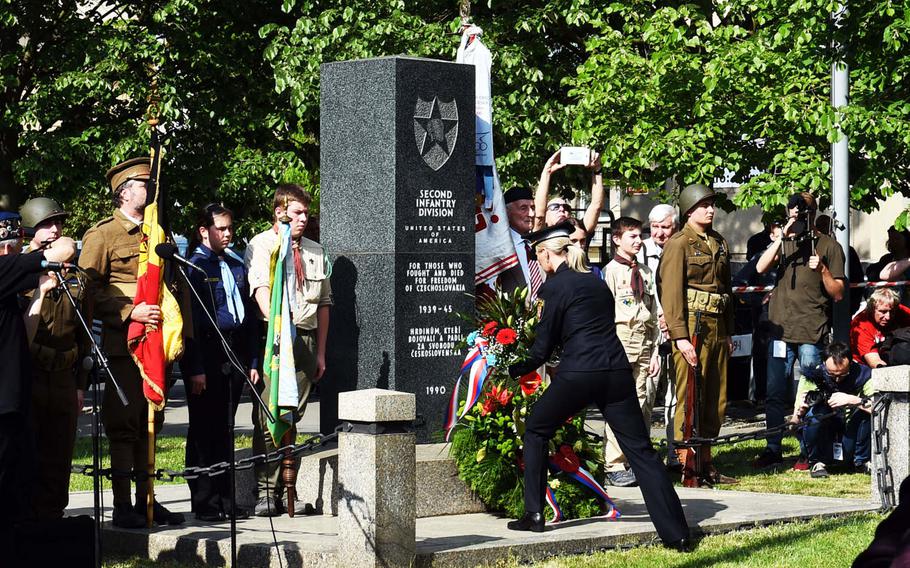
left=507, top=222, right=689, bottom=550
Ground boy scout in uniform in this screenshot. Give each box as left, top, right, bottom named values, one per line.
left=244, top=184, right=332, bottom=517
left=78, top=157, right=184, bottom=528
left=20, top=198, right=84, bottom=519
left=659, top=183, right=737, bottom=485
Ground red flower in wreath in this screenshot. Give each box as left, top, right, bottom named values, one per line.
left=519, top=371, right=542, bottom=396
left=482, top=321, right=499, bottom=337
left=490, top=384, right=513, bottom=406
left=551, top=445, right=581, bottom=473
left=495, top=327, right=517, bottom=345
left=481, top=397, right=498, bottom=416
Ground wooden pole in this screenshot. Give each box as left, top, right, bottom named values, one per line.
left=147, top=401, right=155, bottom=527
left=282, top=428, right=297, bottom=516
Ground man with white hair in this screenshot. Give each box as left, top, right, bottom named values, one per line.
left=850, top=288, right=910, bottom=368
left=637, top=203, right=678, bottom=273
left=638, top=203, right=680, bottom=470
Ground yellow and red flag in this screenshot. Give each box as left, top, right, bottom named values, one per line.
left=127, top=136, right=183, bottom=410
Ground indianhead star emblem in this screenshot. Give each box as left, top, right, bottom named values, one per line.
left=413, top=96, right=459, bottom=171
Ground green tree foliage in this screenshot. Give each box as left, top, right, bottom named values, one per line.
left=570, top=0, right=910, bottom=214
left=2, top=0, right=907, bottom=237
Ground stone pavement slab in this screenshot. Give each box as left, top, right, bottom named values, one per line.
left=67, top=480, right=877, bottom=567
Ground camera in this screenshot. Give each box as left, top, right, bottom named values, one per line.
left=560, top=146, right=591, bottom=166
left=802, top=365, right=837, bottom=407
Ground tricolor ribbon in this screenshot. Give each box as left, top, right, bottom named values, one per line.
left=545, top=486, right=564, bottom=523
left=547, top=460, right=621, bottom=520
left=443, top=336, right=492, bottom=441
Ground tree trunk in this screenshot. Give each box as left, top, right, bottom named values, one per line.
left=0, top=128, right=22, bottom=211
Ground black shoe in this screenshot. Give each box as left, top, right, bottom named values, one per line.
left=196, top=511, right=226, bottom=522
left=254, top=496, right=284, bottom=517
left=227, top=507, right=251, bottom=520
left=112, top=505, right=147, bottom=529
left=507, top=512, right=545, bottom=532
left=135, top=501, right=186, bottom=525
left=665, top=537, right=692, bottom=552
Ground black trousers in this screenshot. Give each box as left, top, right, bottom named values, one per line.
left=523, top=368, right=688, bottom=544
left=185, top=348, right=244, bottom=516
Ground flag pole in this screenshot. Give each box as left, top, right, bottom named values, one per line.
left=145, top=85, right=162, bottom=528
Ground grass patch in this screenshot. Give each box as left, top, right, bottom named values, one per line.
left=489, top=513, right=883, bottom=568
left=70, top=433, right=314, bottom=492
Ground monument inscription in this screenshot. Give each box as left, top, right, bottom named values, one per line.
left=321, top=56, right=475, bottom=441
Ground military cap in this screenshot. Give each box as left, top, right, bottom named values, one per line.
left=106, top=157, right=151, bottom=193
left=524, top=221, right=574, bottom=248
left=0, top=211, right=23, bottom=241
left=504, top=187, right=533, bottom=204
left=20, top=197, right=69, bottom=230
left=678, top=183, right=719, bottom=216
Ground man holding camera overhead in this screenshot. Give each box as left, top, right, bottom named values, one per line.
left=752, top=192, right=846, bottom=470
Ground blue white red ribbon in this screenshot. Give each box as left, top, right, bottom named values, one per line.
left=547, top=460, right=621, bottom=520
left=544, top=486, right=564, bottom=522
left=443, top=336, right=492, bottom=441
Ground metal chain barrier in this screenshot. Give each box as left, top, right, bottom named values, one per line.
left=71, top=425, right=348, bottom=482
left=871, top=393, right=896, bottom=512
left=671, top=408, right=841, bottom=449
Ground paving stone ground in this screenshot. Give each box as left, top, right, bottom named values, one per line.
left=72, top=385, right=871, bottom=566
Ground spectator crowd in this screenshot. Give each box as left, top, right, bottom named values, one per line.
left=0, top=146, right=905, bottom=548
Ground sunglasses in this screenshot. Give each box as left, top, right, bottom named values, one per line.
left=547, top=203, right=571, bottom=213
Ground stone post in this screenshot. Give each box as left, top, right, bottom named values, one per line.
left=337, top=388, right=416, bottom=568
left=871, top=366, right=910, bottom=506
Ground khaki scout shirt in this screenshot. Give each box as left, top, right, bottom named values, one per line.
left=658, top=222, right=734, bottom=341
left=244, top=229, right=332, bottom=331
left=78, top=209, right=143, bottom=357
left=603, top=259, right=662, bottom=349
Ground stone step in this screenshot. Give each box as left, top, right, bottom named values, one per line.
left=233, top=443, right=485, bottom=518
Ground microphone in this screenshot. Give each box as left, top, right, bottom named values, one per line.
left=41, top=260, right=79, bottom=271
left=154, top=243, right=205, bottom=273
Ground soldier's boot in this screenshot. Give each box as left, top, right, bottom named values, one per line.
left=109, top=442, right=144, bottom=529
left=703, top=447, right=738, bottom=485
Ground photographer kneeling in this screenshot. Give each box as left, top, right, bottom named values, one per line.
left=791, top=341, right=874, bottom=478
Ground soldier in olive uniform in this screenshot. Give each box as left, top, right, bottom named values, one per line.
left=78, top=158, right=184, bottom=528
left=659, top=183, right=736, bottom=484
left=20, top=198, right=84, bottom=519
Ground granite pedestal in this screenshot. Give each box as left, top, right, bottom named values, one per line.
left=871, top=365, right=910, bottom=506
left=337, top=388, right=417, bottom=568
left=320, top=56, right=476, bottom=442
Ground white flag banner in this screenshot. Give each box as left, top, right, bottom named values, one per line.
left=457, top=26, right=518, bottom=284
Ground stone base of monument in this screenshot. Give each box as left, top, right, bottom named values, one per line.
left=73, top=484, right=877, bottom=567
left=231, top=443, right=485, bottom=518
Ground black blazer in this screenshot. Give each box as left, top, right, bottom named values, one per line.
left=509, top=263, right=631, bottom=377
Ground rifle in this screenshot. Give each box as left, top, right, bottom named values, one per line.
left=681, top=311, right=706, bottom=488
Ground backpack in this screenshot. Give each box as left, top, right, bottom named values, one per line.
left=878, top=326, right=910, bottom=366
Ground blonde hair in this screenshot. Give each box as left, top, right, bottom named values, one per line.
left=537, top=236, right=590, bottom=273
left=868, top=288, right=901, bottom=313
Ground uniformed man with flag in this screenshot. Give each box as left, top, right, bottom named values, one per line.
left=78, top=158, right=185, bottom=528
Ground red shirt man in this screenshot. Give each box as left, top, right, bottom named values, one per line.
left=850, top=288, right=910, bottom=367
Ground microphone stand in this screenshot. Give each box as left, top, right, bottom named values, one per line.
left=52, top=270, right=124, bottom=568
left=171, top=262, right=273, bottom=568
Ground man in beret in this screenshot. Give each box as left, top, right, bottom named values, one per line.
left=493, top=187, right=546, bottom=298
left=78, top=157, right=184, bottom=528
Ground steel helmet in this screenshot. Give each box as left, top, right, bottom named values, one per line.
left=678, top=184, right=718, bottom=217
left=20, top=197, right=69, bottom=230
